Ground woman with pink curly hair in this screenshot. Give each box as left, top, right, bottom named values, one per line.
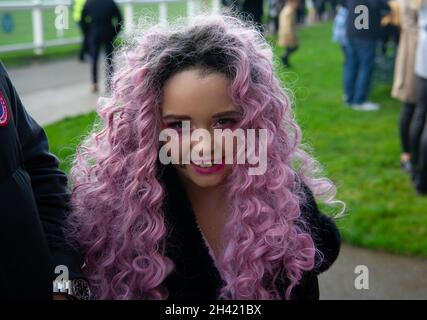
left=67, top=12, right=342, bottom=300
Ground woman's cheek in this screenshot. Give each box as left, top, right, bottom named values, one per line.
left=180, top=134, right=192, bottom=165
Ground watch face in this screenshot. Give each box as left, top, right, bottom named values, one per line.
left=72, top=279, right=91, bottom=300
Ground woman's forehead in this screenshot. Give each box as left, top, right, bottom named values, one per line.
left=161, top=69, right=236, bottom=118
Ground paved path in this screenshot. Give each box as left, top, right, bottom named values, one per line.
left=319, top=244, right=427, bottom=299
left=7, top=58, right=105, bottom=125
left=6, top=58, right=427, bottom=299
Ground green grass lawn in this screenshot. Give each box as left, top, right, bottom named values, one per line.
left=43, top=22, right=427, bottom=258
left=0, top=5, right=82, bottom=67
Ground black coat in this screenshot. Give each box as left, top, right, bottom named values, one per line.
left=161, top=164, right=341, bottom=300
left=0, top=62, right=83, bottom=299
left=241, top=0, right=264, bottom=25
left=346, top=0, right=390, bottom=39
left=81, top=0, right=123, bottom=41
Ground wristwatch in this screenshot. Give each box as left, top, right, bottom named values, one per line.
left=67, top=279, right=91, bottom=300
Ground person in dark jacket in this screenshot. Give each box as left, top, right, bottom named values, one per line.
left=72, top=0, right=89, bottom=62
left=241, top=0, right=265, bottom=32
left=66, top=14, right=342, bottom=300
left=81, top=0, right=123, bottom=93
left=344, top=0, right=390, bottom=111
left=0, top=61, right=85, bottom=300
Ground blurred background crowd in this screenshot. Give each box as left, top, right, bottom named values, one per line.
left=219, top=0, right=427, bottom=195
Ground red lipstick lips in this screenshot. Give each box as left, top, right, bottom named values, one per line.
left=191, top=162, right=225, bottom=175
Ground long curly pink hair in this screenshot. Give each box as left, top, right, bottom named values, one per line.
left=67, top=12, right=339, bottom=300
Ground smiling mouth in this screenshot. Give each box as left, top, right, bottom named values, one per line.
left=191, top=159, right=224, bottom=167
left=194, top=162, right=217, bottom=168
left=190, top=160, right=225, bottom=174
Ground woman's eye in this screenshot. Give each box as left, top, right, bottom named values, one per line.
left=214, top=118, right=237, bottom=128
left=166, top=121, right=184, bottom=130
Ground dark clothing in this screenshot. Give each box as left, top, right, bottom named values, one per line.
left=281, top=45, right=299, bottom=68
left=161, top=165, right=341, bottom=300
left=297, top=0, right=307, bottom=24
left=344, top=0, right=390, bottom=105
left=344, top=37, right=377, bottom=104
left=315, top=0, right=326, bottom=20
left=78, top=20, right=90, bottom=61
left=81, top=0, right=122, bottom=41
left=89, top=34, right=114, bottom=85
left=346, top=0, right=390, bottom=39
left=241, top=0, right=264, bottom=30
left=0, top=62, right=83, bottom=299
left=81, top=0, right=123, bottom=86
left=400, top=102, right=416, bottom=154
left=411, top=76, right=427, bottom=192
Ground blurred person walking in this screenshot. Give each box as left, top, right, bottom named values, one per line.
left=81, top=0, right=123, bottom=93
left=410, top=0, right=427, bottom=194
left=345, top=0, right=390, bottom=111
left=314, top=0, right=326, bottom=21
left=306, top=0, right=317, bottom=24
left=267, top=0, right=283, bottom=35
left=278, top=0, right=300, bottom=68
left=72, top=0, right=88, bottom=62
left=391, top=0, right=419, bottom=173
left=332, top=1, right=349, bottom=103
left=297, top=0, right=307, bottom=24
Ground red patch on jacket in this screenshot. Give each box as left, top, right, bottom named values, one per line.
left=0, top=91, right=9, bottom=126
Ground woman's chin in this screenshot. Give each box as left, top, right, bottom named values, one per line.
left=190, top=177, right=224, bottom=188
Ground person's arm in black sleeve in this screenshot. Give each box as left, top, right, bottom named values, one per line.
left=299, top=183, right=341, bottom=274
left=0, top=62, right=84, bottom=282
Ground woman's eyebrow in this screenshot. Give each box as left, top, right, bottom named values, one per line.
left=162, top=114, right=191, bottom=121
left=212, top=110, right=241, bottom=119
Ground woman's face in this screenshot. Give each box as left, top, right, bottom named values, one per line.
left=161, top=68, right=240, bottom=189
